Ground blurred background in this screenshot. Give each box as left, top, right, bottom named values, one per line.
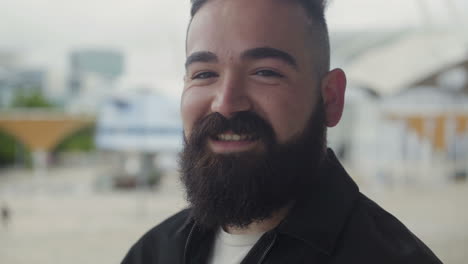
left=0, top=0, right=467, bottom=263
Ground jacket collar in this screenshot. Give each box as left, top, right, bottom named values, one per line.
left=276, top=149, right=360, bottom=255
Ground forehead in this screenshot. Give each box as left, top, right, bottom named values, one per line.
left=186, top=0, right=311, bottom=62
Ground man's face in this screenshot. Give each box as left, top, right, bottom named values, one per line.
left=182, top=0, right=321, bottom=151
left=179, top=0, right=336, bottom=229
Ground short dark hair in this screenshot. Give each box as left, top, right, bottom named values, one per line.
left=188, top=0, right=330, bottom=78
left=191, top=0, right=327, bottom=25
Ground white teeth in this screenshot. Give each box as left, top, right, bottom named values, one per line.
left=218, top=133, right=251, bottom=141
left=239, top=135, right=249, bottom=140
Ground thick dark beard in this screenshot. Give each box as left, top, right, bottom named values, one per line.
left=179, top=103, right=327, bottom=230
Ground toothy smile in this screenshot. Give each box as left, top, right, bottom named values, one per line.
left=215, top=133, right=256, bottom=141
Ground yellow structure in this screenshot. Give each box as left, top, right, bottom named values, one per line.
left=0, top=110, right=94, bottom=152
left=0, top=110, right=94, bottom=180
left=387, top=113, right=468, bottom=152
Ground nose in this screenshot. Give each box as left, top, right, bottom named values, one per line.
left=210, top=72, right=252, bottom=118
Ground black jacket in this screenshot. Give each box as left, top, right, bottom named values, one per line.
left=122, top=150, right=442, bottom=264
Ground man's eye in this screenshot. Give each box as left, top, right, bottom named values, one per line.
left=192, top=71, right=218, bottom=80
left=255, top=70, right=284, bottom=78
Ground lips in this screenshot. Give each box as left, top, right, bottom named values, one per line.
left=188, top=112, right=274, bottom=149
left=208, top=132, right=260, bottom=153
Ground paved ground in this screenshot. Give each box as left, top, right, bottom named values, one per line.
left=0, top=165, right=466, bottom=264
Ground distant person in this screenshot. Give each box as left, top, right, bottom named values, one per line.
left=122, top=0, right=442, bottom=263
left=1, top=202, right=10, bottom=228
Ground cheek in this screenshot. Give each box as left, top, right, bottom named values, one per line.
left=260, top=89, right=316, bottom=142
left=181, top=87, right=213, bottom=138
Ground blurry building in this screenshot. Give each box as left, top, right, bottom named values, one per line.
left=67, top=49, right=124, bottom=113
left=0, top=51, right=47, bottom=108
left=329, top=29, right=468, bottom=187
left=95, top=89, right=182, bottom=188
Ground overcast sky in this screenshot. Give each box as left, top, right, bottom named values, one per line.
left=0, top=0, right=466, bottom=98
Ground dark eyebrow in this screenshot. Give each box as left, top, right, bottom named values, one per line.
left=185, top=51, right=218, bottom=69
left=241, top=47, right=298, bottom=70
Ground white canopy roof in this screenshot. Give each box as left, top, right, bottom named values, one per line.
left=346, top=31, right=468, bottom=96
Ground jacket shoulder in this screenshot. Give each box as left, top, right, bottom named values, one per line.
left=147, top=208, right=192, bottom=236
left=121, top=208, right=192, bottom=264
left=333, top=193, right=442, bottom=263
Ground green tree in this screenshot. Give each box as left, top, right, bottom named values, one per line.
left=11, top=90, right=55, bottom=108
left=0, top=131, right=30, bottom=168
left=54, top=125, right=96, bottom=153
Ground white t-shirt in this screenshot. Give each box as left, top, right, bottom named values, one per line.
left=208, top=228, right=265, bottom=264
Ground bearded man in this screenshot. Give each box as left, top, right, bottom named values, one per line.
left=122, top=0, right=442, bottom=263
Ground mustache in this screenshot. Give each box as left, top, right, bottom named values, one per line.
left=188, top=111, right=276, bottom=147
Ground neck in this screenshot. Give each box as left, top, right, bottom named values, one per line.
left=224, top=205, right=291, bottom=235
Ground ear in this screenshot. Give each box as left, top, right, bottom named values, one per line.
left=320, top=68, right=346, bottom=127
